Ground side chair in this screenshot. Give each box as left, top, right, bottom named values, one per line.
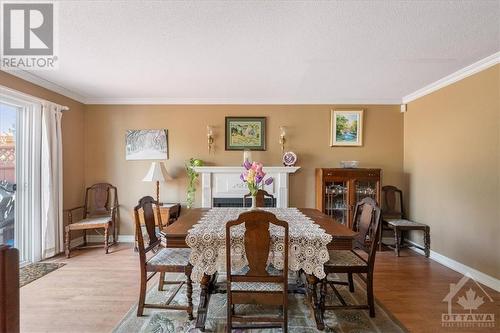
left=134, top=196, right=193, bottom=319
left=225, top=210, right=289, bottom=332
left=243, top=189, right=276, bottom=207
left=64, top=183, right=118, bottom=258
left=317, top=197, right=382, bottom=328
left=382, top=185, right=430, bottom=257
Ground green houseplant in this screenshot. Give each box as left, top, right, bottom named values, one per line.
left=186, top=158, right=203, bottom=208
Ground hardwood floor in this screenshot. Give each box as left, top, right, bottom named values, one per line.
left=20, top=244, right=499, bottom=333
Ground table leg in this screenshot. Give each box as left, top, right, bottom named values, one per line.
left=306, top=274, right=325, bottom=330
left=195, top=273, right=217, bottom=331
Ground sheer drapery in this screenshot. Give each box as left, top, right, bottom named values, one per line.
left=1, top=85, right=65, bottom=262
left=40, top=103, right=63, bottom=259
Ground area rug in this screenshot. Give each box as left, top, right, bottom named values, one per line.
left=19, top=262, right=65, bottom=287
left=114, top=273, right=407, bottom=333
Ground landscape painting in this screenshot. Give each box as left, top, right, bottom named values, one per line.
left=126, top=129, right=168, bottom=160
left=225, top=117, right=266, bottom=150
left=331, top=110, right=363, bottom=146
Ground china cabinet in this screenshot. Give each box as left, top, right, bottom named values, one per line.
left=315, top=168, right=381, bottom=228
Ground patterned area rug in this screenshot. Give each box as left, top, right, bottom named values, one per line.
left=114, top=273, right=407, bottom=333
left=19, top=262, right=65, bottom=287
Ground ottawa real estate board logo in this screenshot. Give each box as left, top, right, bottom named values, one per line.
left=1, top=1, right=58, bottom=69
left=442, top=275, right=495, bottom=328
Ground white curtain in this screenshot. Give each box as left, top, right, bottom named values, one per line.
left=40, top=103, right=63, bottom=259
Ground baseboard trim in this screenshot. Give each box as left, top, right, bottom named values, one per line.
left=405, top=239, right=500, bottom=292
left=85, top=234, right=135, bottom=243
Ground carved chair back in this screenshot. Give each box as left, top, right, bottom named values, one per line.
left=226, top=210, right=288, bottom=283
left=381, top=185, right=404, bottom=219
left=134, top=196, right=162, bottom=265
left=243, top=189, right=275, bottom=208
left=352, top=197, right=382, bottom=270
left=84, top=183, right=118, bottom=218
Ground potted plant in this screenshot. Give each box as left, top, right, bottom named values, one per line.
left=186, top=158, right=203, bottom=208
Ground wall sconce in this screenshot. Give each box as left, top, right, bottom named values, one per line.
left=279, top=126, right=287, bottom=152
left=207, top=125, right=214, bottom=153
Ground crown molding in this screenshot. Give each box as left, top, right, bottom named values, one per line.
left=84, top=97, right=401, bottom=105
left=402, top=51, right=500, bottom=104
left=2, top=69, right=87, bottom=104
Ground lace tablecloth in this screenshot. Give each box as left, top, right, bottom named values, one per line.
left=186, top=208, right=332, bottom=282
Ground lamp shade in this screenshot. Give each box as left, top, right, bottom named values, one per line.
left=142, top=162, right=173, bottom=182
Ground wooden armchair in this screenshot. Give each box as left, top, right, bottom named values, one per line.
left=317, top=197, right=382, bottom=327
left=134, top=196, right=193, bottom=318
left=243, top=189, right=275, bottom=207
left=226, top=210, right=289, bottom=332
left=382, top=185, right=430, bottom=257
left=64, top=183, right=118, bottom=258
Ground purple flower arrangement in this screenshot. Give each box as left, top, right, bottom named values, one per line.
left=240, top=160, right=273, bottom=196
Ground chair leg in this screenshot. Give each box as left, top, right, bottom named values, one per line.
left=113, top=222, right=117, bottom=244
left=65, top=228, right=71, bottom=258
left=186, top=268, right=194, bottom=320
left=83, top=230, right=87, bottom=246
left=283, top=290, right=288, bottom=333
left=367, top=273, right=375, bottom=317
left=424, top=227, right=431, bottom=258
left=348, top=273, right=355, bottom=292
left=137, top=271, right=147, bottom=316
left=104, top=226, right=109, bottom=254
left=394, top=228, right=401, bottom=257
left=226, top=298, right=232, bottom=333
left=158, top=272, right=165, bottom=291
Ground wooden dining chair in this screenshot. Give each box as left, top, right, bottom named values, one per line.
left=243, top=189, right=275, bottom=207
left=64, top=183, right=119, bottom=258
left=225, top=210, right=289, bottom=332
left=134, top=196, right=193, bottom=319
left=319, top=197, right=382, bottom=318
left=381, top=185, right=430, bottom=257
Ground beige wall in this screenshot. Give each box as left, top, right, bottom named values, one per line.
left=85, top=104, right=404, bottom=235
left=405, top=65, right=500, bottom=278
left=0, top=72, right=86, bottom=216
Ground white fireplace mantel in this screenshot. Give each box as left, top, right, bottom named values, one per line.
left=192, top=166, right=300, bottom=208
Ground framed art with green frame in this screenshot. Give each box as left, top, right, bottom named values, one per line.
left=225, top=117, right=266, bottom=151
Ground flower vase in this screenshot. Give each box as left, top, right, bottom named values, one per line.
left=250, top=195, right=257, bottom=210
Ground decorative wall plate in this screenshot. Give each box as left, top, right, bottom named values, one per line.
left=283, top=151, right=297, bottom=166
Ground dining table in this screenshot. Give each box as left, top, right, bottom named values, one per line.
left=161, top=207, right=357, bottom=331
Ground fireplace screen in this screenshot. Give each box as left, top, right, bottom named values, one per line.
left=213, top=197, right=276, bottom=208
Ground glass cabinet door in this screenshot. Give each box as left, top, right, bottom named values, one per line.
left=354, top=179, right=378, bottom=206
left=324, top=181, right=348, bottom=225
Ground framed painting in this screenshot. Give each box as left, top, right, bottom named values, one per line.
left=330, top=110, right=363, bottom=146
left=225, top=117, right=266, bottom=151
left=125, top=129, right=168, bottom=160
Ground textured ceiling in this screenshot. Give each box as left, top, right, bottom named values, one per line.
left=6, top=0, right=500, bottom=103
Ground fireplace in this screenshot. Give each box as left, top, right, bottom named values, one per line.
left=213, top=197, right=276, bottom=208
left=192, top=166, right=300, bottom=208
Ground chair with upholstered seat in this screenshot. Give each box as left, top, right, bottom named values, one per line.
left=134, top=196, right=193, bottom=318
left=225, top=210, right=289, bottom=332
left=382, top=185, right=430, bottom=257
left=319, top=197, right=382, bottom=318
left=64, top=183, right=119, bottom=258
left=243, top=189, right=275, bottom=207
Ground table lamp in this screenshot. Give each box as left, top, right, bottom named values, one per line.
left=142, top=162, right=173, bottom=203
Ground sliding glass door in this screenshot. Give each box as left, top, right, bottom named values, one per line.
left=0, top=103, right=17, bottom=250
